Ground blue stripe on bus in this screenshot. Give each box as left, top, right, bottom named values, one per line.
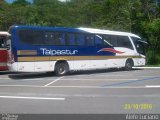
left=10, top=25, right=116, bottom=62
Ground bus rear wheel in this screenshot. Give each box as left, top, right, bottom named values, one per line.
left=125, top=59, right=133, bottom=71
left=55, top=62, right=69, bottom=76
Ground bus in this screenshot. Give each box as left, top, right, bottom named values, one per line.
left=0, top=31, right=10, bottom=71
left=7, top=25, right=147, bottom=75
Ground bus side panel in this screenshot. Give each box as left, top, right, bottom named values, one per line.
left=72, top=59, right=126, bottom=71
left=67, top=61, right=74, bottom=71
left=133, top=58, right=146, bottom=66
left=35, top=61, right=51, bottom=72
left=18, top=62, right=35, bottom=72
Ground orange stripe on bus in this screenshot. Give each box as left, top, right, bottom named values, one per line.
left=17, top=56, right=143, bottom=62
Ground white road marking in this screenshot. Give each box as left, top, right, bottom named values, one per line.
left=0, top=85, right=45, bottom=87
left=0, top=85, right=147, bottom=89
left=0, top=95, right=65, bottom=100
left=133, top=67, right=160, bottom=69
left=44, top=76, right=64, bottom=87
left=62, top=94, right=160, bottom=98
left=60, top=79, right=138, bottom=81
left=145, top=85, right=160, bottom=88
left=48, top=86, right=147, bottom=89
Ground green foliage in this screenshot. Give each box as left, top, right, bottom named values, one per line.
left=98, top=0, right=131, bottom=31
left=146, top=50, right=160, bottom=64
left=0, top=0, right=160, bottom=64
left=144, top=19, right=160, bottom=49
left=143, top=19, right=160, bottom=64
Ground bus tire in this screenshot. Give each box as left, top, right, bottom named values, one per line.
left=55, top=62, right=69, bottom=76
left=125, top=59, right=133, bottom=71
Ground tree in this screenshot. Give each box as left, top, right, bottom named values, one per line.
left=99, top=0, right=131, bottom=31
left=143, top=19, right=160, bottom=64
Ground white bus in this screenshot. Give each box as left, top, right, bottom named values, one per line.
left=7, top=25, right=147, bottom=75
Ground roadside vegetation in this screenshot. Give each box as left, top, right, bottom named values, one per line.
left=0, top=0, right=160, bottom=65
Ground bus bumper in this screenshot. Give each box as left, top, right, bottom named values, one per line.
left=7, top=62, right=18, bottom=72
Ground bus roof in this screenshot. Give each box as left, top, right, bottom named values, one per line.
left=78, top=27, right=141, bottom=38
left=0, top=31, right=10, bottom=36
left=11, top=25, right=140, bottom=38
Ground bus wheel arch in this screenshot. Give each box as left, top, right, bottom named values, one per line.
left=125, top=58, right=134, bottom=71
left=54, top=60, right=69, bottom=76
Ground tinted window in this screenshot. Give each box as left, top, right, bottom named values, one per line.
left=19, top=30, right=44, bottom=45
left=44, top=32, right=66, bottom=45
left=131, top=37, right=146, bottom=55
left=108, top=35, right=133, bottom=49
left=95, top=35, right=103, bottom=46
left=117, top=36, right=133, bottom=49
left=44, top=32, right=55, bottom=45
left=86, top=35, right=94, bottom=46
left=110, top=35, right=118, bottom=46
left=19, top=30, right=66, bottom=46
left=77, top=34, right=85, bottom=46
left=0, top=37, right=4, bottom=48
left=103, top=35, right=113, bottom=46
left=54, top=33, right=65, bottom=45
left=66, top=33, right=76, bottom=45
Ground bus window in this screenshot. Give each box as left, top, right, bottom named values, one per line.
left=59, top=33, right=65, bottom=45
left=0, top=37, right=4, bottom=48
left=103, top=35, right=113, bottom=46
left=54, top=33, right=65, bottom=45
left=109, top=35, right=118, bottom=47
left=86, top=34, right=94, bottom=46
left=95, top=35, right=103, bottom=46
left=44, top=31, right=55, bottom=45
left=45, top=32, right=65, bottom=45
left=77, top=34, right=85, bottom=46
left=117, top=36, right=133, bottom=50
left=66, top=33, right=76, bottom=46
left=131, top=37, right=147, bottom=55
left=19, top=30, right=44, bottom=45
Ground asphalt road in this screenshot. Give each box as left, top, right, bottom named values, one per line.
left=0, top=69, right=160, bottom=114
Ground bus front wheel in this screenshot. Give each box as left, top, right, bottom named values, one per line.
left=55, top=62, right=69, bottom=76
left=125, top=59, right=133, bottom=71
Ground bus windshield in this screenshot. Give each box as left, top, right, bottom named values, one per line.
left=131, top=37, right=148, bottom=55
left=0, top=36, right=5, bottom=48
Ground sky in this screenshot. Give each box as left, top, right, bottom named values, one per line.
left=5, top=0, right=67, bottom=3
left=5, top=0, right=33, bottom=3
